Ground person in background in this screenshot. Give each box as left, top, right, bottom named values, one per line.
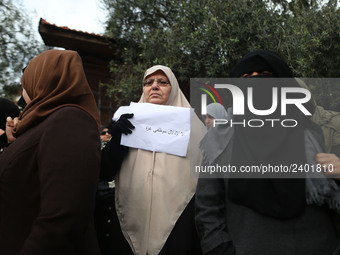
left=0, top=97, right=20, bottom=154
left=195, top=50, right=340, bottom=255
left=295, top=78, right=340, bottom=179
left=203, top=103, right=229, bottom=130
left=101, top=65, right=206, bottom=255
left=95, top=124, right=119, bottom=255
left=199, top=103, right=233, bottom=173
left=0, top=49, right=102, bottom=255
left=100, top=126, right=112, bottom=149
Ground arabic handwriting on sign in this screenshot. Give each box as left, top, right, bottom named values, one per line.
left=153, top=128, right=162, bottom=133
left=145, top=126, right=184, bottom=136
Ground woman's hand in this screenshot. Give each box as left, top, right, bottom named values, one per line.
left=6, top=116, right=19, bottom=143
left=109, top=113, right=135, bottom=135
left=315, top=153, right=340, bottom=179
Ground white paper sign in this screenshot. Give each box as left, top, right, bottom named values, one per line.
left=113, top=102, right=192, bottom=157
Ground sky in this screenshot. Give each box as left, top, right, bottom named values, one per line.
left=21, top=0, right=107, bottom=38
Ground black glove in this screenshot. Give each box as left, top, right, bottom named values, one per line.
left=109, top=113, right=135, bottom=135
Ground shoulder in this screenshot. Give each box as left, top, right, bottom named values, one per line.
left=44, top=107, right=98, bottom=129
left=48, top=106, right=94, bottom=121
left=37, top=107, right=100, bottom=152
left=41, top=107, right=99, bottom=142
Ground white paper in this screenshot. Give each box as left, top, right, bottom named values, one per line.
left=113, top=102, right=192, bottom=157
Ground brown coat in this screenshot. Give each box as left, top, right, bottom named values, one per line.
left=0, top=107, right=101, bottom=255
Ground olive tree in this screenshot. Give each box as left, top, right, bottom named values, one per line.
left=101, top=0, right=340, bottom=110
left=0, top=0, right=46, bottom=98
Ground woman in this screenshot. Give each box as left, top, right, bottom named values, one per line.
left=203, top=103, right=229, bottom=130
left=100, top=126, right=112, bottom=149
left=0, top=49, right=102, bottom=255
left=199, top=103, right=233, bottom=172
left=101, top=65, right=206, bottom=255
left=195, top=50, right=340, bottom=255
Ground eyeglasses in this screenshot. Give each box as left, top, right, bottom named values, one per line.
left=143, top=78, right=170, bottom=87
left=100, top=131, right=111, bottom=135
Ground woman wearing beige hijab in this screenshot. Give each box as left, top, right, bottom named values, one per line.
left=101, top=65, right=205, bottom=255
left=0, top=49, right=101, bottom=255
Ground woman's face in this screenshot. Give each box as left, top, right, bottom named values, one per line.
left=204, top=114, right=215, bottom=129
left=143, top=70, right=171, bottom=105
left=100, top=128, right=111, bottom=142
left=240, top=71, right=272, bottom=78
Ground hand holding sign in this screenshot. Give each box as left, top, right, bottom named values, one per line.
left=110, top=113, right=135, bottom=135
left=113, top=102, right=193, bottom=157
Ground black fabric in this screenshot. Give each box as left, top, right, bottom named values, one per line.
left=94, top=185, right=132, bottom=255
left=227, top=50, right=314, bottom=219
left=0, top=97, right=20, bottom=130
left=0, top=98, right=20, bottom=152
left=96, top=197, right=201, bottom=255
left=100, top=131, right=129, bottom=181
left=230, top=50, right=293, bottom=78
left=206, top=242, right=235, bottom=255
left=17, top=96, right=27, bottom=109
left=100, top=114, right=134, bottom=181
left=159, top=197, right=202, bottom=255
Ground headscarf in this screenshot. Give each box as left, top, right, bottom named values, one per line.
left=230, top=49, right=294, bottom=78
left=206, top=102, right=228, bottom=120
left=15, top=49, right=100, bottom=136
left=200, top=105, right=233, bottom=165
left=115, top=65, right=206, bottom=255
left=0, top=98, right=20, bottom=130
left=228, top=50, right=309, bottom=219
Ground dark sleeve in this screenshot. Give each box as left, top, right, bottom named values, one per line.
left=331, top=144, right=340, bottom=158
left=0, top=132, right=9, bottom=152
left=195, top=178, right=234, bottom=255
left=0, top=132, right=7, bottom=145
left=20, top=108, right=101, bottom=255
left=100, top=129, right=129, bottom=181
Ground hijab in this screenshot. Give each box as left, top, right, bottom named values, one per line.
left=200, top=104, right=234, bottom=165
left=115, top=65, right=206, bottom=255
left=15, top=49, right=100, bottom=136
left=206, top=102, right=228, bottom=120
left=228, top=50, right=310, bottom=219
left=230, top=49, right=294, bottom=78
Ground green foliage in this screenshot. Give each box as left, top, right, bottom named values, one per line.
left=102, top=0, right=340, bottom=111
left=0, top=0, right=47, bottom=97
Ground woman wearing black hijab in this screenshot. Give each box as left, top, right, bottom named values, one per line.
left=195, top=50, right=340, bottom=255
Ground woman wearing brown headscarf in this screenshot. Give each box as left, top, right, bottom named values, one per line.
left=0, top=49, right=101, bottom=255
